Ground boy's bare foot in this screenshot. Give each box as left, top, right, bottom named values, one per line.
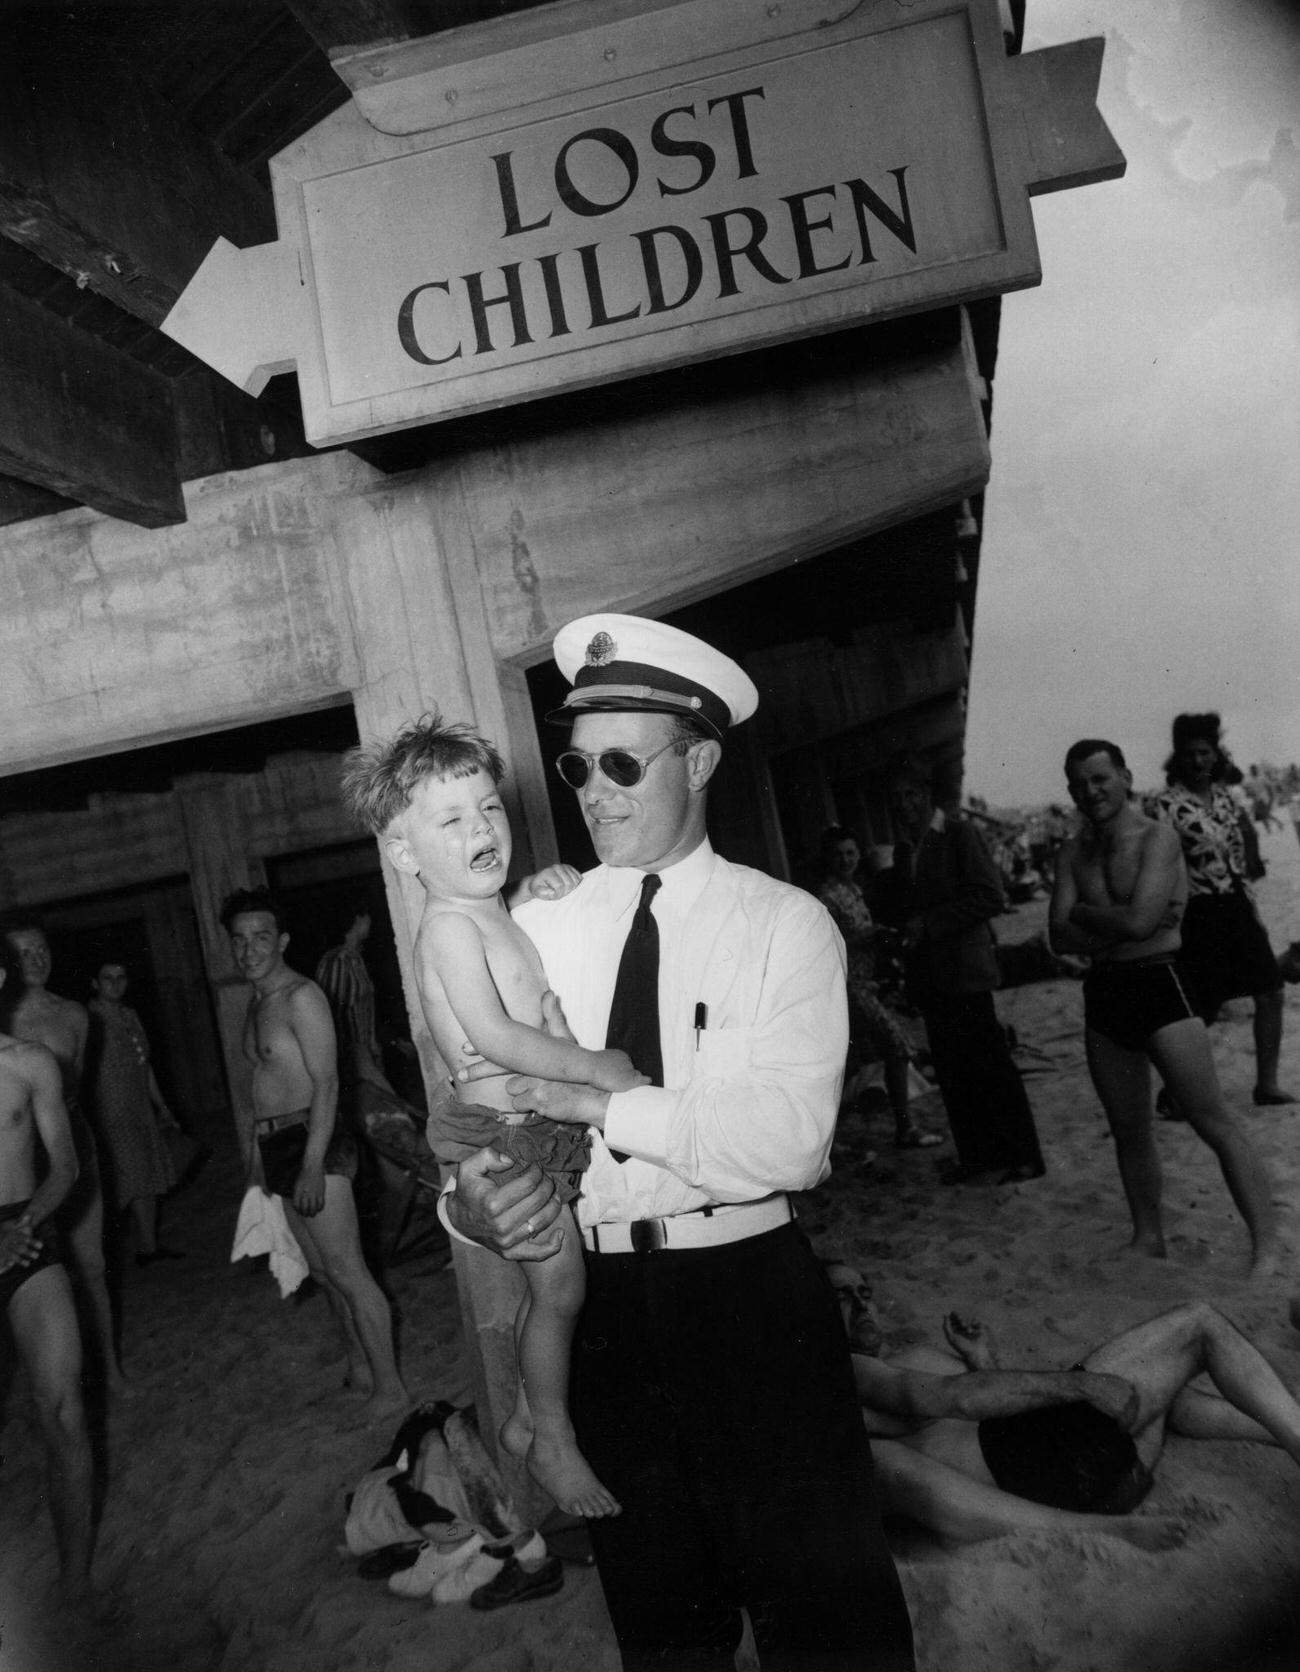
left=527, top=1431, right=621, bottom=1519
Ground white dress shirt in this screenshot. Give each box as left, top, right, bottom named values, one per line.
left=513, top=838, right=848, bottom=1229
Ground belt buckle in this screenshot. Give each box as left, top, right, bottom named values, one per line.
left=630, top=1218, right=666, bottom=1254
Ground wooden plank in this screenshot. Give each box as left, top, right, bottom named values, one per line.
left=0, top=452, right=371, bottom=775
left=0, top=21, right=274, bottom=327
left=0, top=284, right=185, bottom=527
left=0, top=473, right=76, bottom=528
left=285, top=0, right=426, bottom=54
left=445, top=319, right=991, bottom=664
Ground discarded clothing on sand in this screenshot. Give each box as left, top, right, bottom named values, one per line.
left=343, top=1402, right=562, bottom=1606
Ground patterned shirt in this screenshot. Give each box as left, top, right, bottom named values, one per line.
left=314, top=944, right=380, bottom=1066
left=1148, top=782, right=1247, bottom=897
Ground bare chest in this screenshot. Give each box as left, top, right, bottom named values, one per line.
left=480, top=920, right=548, bottom=1026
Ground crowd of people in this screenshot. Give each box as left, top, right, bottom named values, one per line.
left=3, top=615, right=1300, bottom=1669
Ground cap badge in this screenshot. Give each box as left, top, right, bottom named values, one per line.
left=585, top=631, right=617, bottom=667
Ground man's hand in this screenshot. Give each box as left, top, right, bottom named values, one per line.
left=448, top=1147, right=564, bottom=1260
left=0, top=1214, right=39, bottom=1275
left=508, top=865, right=583, bottom=908
left=587, top=1049, right=652, bottom=1094
left=1077, top=1371, right=1141, bottom=1432
left=523, top=864, right=583, bottom=902
left=293, top=1160, right=327, bottom=1218
left=503, top=1075, right=612, bottom=1128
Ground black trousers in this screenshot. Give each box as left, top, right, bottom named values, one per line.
left=570, top=1222, right=915, bottom=1671
left=921, top=990, right=1044, bottom=1174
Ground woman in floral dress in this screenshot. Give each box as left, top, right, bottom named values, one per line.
left=87, top=960, right=181, bottom=1263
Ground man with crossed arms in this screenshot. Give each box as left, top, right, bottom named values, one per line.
left=444, top=614, right=914, bottom=1670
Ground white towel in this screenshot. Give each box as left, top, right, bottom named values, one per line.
left=231, top=1185, right=309, bottom=1297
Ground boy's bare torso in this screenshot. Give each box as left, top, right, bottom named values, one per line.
left=1068, top=811, right=1185, bottom=964
left=243, top=978, right=317, bottom=1117
left=0, top=1035, right=48, bottom=1205
left=417, top=896, right=548, bottom=1115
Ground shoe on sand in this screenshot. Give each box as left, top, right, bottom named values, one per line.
left=435, top=1531, right=548, bottom=1605
left=470, top=1551, right=564, bottom=1611
left=388, top=1531, right=484, bottom=1599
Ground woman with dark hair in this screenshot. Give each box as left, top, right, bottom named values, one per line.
left=817, top=826, right=941, bottom=1148
left=1149, top=713, right=1292, bottom=1105
left=87, top=959, right=182, bottom=1263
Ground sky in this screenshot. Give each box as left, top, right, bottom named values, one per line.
left=963, top=0, right=1300, bottom=804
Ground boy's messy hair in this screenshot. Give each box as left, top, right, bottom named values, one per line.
left=341, top=713, right=506, bottom=835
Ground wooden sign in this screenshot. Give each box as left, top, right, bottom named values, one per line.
left=163, top=0, right=1123, bottom=445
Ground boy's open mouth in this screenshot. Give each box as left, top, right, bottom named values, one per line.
left=469, top=843, right=500, bottom=872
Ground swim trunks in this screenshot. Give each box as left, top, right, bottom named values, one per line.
left=426, top=1100, right=591, bottom=1207
left=978, top=1395, right=1153, bottom=1514
left=256, top=1112, right=359, bottom=1199
left=1083, top=958, right=1197, bottom=1052
left=0, top=1199, right=63, bottom=1314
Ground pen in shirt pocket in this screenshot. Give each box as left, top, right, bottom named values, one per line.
left=694, top=1002, right=708, bottom=1049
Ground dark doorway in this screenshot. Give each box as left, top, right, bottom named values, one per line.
left=36, top=877, right=227, bottom=1129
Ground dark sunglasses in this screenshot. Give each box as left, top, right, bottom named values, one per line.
left=555, top=740, right=679, bottom=790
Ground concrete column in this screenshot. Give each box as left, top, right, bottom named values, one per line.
left=335, top=476, right=548, bottom=1520
left=175, top=774, right=266, bottom=1158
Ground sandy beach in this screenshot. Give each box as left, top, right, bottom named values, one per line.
left=5, top=826, right=1300, bottom=1672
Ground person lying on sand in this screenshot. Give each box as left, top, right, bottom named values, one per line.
left=853, top=1302, right=1300, bottom=1548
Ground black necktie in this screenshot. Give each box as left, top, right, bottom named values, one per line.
left=604, top=874, right=662, bottom=1161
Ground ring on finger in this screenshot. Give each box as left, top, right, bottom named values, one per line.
left=525, top=1218, right=535, bottom=1237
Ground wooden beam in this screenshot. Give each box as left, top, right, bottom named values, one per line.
left=0, top=23, right=274, bottom=327
left=0, top=284, right=184, bottom=527
left=283, top=0, right=426, bottom=54
left=0, top=473, right=76, bottom=529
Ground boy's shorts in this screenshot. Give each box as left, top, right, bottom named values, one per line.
left=427, top=1101, right=591, bottom=1206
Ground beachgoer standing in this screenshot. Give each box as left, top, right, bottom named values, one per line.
left=87, top=960, right=181, bottom=1266
left=0, top=945, right=96, bottom=1612
left=817, top=825, right=940, bottom=1150
left=2, top=919, right=129, bottom=1393
left=449, top=614, right=916, bottom=1671
left=879, top=757, right=1045, bottom=1184
left=1149, top=713, right=1293, bottom=1105
left=223, top=888, right=410, bottom=1419
left=1050, top=739, right=1278, bottom=1274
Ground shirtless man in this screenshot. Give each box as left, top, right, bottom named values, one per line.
left=856, top=1303, right=1300, bottom=1546
left=0, top=947, right=96, bottom=1608
left=1049, top=740, right=1277, bottom=1273
left=222, top=888, right=409, bottom=1419
left=2, top=919, right=129, bottom=1392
